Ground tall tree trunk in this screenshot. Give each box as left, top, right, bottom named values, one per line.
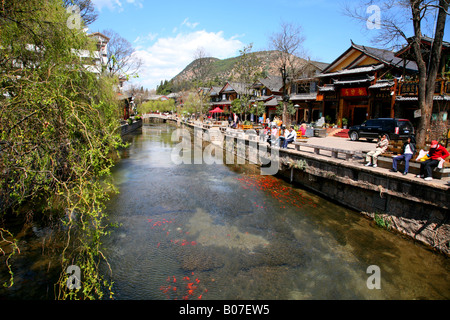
left=411, top=0, right=449, bottom=148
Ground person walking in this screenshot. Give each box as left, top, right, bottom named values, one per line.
left=416, top=140, right=450, bottom=181
left=390, top=136, right=416, bottom=175
left=365, top=134, right=389, bottom=168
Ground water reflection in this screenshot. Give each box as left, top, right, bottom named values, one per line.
left=102, top=124, right=449, bottom=300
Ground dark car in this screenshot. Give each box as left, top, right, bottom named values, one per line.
left=348, top=118, right=415, bottom=142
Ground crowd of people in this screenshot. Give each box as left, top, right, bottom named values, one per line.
left=259, top=116, right=305, bottom=149
left=222, top=113, right=449, bottom=182
left=365, top=134, right=449, bottom=181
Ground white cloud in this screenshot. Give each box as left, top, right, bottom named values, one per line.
left=130, top=30, right=244, bottom=89
left=134, top=32, right=158, bottom=44
left=181, top=18, right=199, bottom=29
left=92, top=0, right=143, bottom=11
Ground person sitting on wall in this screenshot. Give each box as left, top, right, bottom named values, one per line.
left=416, top=140, right=450, bottom=181
left=275, top=125, right=286, bottom=147
left=269, top=124, right=278, bottom=146
left=262, top=124, right=270, bottom=142
left=282, top=125, right=297, bottom=149
left=365, top=134, right=389, bottom=168
left=390, top=136, right=416, bottom=175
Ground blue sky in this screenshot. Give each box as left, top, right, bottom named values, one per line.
left=88, top=0, right=449, bottom=90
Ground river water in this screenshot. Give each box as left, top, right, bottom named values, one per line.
left=1, top=123, right=448, bottom=300
left=100, top=123, right=448, bottom=300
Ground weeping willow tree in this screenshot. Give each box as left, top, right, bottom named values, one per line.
left=0, top=0, right=123, bottom=299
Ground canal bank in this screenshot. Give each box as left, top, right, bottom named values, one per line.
left=121, top=118, right=143, bottom=136
left=175, top=120, right=450, bottom=256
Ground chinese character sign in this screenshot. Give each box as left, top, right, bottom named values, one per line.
left=340, top=87, right=368, bottom=97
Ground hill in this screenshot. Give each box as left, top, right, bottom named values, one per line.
left=170, top=50, right=308, bottom=89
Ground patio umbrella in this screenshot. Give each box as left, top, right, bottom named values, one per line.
left=209, top=107, right=223, bottom=113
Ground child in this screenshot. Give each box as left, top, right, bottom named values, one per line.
left=417, top=140, right=449, bottom=181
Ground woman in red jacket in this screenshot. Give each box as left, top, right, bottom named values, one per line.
left=417, top=140, right=450, bottom=181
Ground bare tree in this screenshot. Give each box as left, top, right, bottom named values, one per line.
left=102, top=29, right=142, bottom=78
left=191, top=47, right=214, bottom=86
left=344, top=0, right=450, bottom=147
left=269, top=22, right=308, bottom=126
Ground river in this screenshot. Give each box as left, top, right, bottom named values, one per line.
left=0, top=123, right=448, bottom=300
left=100, top=123, right=449, bottom=300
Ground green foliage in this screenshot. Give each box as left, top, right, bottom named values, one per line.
left=181, top=91, right=209, bottom=116
left=374, top=213, right=392, bottom=230
left=156, top=79, right=173, bottom=95
left=276, top=101, right=297, bottom=117
left=140, top=99, right=175, bottom=114
left=1, top=0, right=123, bottom=299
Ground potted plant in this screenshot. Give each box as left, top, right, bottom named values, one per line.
left=342, top=118, right=348, bottom=129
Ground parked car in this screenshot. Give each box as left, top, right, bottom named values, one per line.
left=348, top=118, right=415, bottom=142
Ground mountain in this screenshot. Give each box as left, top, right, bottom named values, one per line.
left=170, top=50, right=310, bottom=88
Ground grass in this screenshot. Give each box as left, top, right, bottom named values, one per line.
left=374, top=213, right=392, bottom=230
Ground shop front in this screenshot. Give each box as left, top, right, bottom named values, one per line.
left=338, top=86, right=370, bottom=127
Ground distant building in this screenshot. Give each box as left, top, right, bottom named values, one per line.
left=73, top=31, right=110, bottom=74
left=290, top=60, right=330, bottom=123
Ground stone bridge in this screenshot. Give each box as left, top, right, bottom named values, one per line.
left=142, top=113, right=179, bottom=125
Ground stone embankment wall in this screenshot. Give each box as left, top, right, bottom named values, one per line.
left=275, top=150, right=449, bottom=256
left=120, top=119, right=142, bottom=136
left=179, top=122, right=450, bottom=255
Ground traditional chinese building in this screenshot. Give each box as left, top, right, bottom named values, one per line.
left=317, top=41, right=417, bottom=127
left=290, top=60, right=329, bottom=124
left=251, top=75, right=284, bottom=121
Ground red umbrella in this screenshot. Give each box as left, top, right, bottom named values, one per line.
left=209, top=107, right=223, bottom=113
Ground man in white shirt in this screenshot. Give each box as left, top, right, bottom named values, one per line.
left=282, top=125, right=297, bottom=148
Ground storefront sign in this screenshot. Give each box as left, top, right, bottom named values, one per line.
left=340, top=87, right=368, bottom=97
